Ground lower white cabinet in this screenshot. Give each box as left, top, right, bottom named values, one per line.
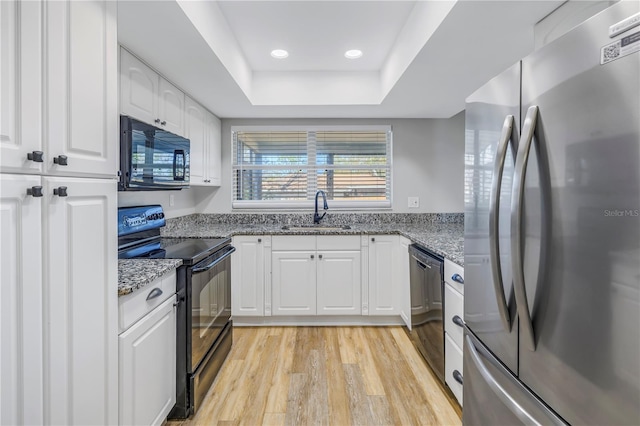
left=367, top=235, right=401, bottom=315
left=271, top=236, right=362, bottom=317
left=0, top=174, right=118, bottom=425
left=444, top=261, right=465, bottom=407
left=119, top=294, right=177, bottom=426
left=231, top=235, right=269, bottom=316
left=399, top=236, right=412, bottom=329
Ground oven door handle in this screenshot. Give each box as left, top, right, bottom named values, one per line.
left=191, top=246, right=236, bottom=273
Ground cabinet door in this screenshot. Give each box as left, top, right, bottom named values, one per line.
left=205, top=111, right=222, bottom=186
left=0, top=174, right=43, bottom=425
left=158, top=78, right=185, bottom=136
left=317, top=251, right=361, bottom=315
left=45, top=0, right=118, bottom=178
left=0, top=0, right=43, bottom=174
left=184, top=96, right=206, bottom=185
left=231, top=236, right=265, bottom=316
left=272, top=251, right=316, bottom=316
left=120, top=48, right=159, bottom=127
left=368, top=235, right=401, bottom=315
left=119, top=296, right=177, bottom=426
left=43, top=176, right=117, bottom=426
left=399, top=237, right=412, bottom=329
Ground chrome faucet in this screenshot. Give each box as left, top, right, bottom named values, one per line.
left=314, top=190, right=329, bottom=224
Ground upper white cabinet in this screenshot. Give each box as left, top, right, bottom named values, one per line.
left=1, top=174, right=44, bottom=425
left=0, top=0, right=43, bottom=175
left=1, top=0, right=118, bottom=178
left=185, top=96, right=221, bottom=186
left=231, top=236, right=270, bottom=316
left=120, top=48, right=185, bottom=136
left=367, top=235, right=401, bottom=315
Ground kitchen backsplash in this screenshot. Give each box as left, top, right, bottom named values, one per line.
left=163, top=212, right=463, bottom=233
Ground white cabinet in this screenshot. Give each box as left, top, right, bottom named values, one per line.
left=119, top=278, right=177, bottom=426
left=272, top=250, right=317, bottom=315
left=444, top=260, right=465, bottom=407
left=44, top=176, right=118, bottom=425
left=399, top=236, right=412, bottom=329
left=367, top=235, right=401, bottom=315
left=0, top=0, right=43, bottom=175
left=185, top=96, right=221, bottom=186
left=271, top=235, right=362, bottom=316
left=0, top=174, right=44, bottom=425
left=120, top=48, right=185, bottom=136
left=231, top=236, right=270, bottom=316
left=1, top=0, right=117, bottom=178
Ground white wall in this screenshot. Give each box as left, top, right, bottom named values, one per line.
left=118, top=189, right=197, bottom=219
left=193, top=113, right=465, bottom=214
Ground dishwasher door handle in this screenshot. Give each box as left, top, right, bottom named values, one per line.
left=411, top=254, right=431, bottom=269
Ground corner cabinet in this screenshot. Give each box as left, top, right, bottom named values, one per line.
left=185, top=96, right=222, bottom=186
left=366, top=235, right=401, bottom=315
left=231, top=236, right=271, bottom=316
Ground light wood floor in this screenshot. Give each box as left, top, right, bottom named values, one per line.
left=175, top=326, right=462, bottom=426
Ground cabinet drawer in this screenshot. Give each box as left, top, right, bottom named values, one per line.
left=444, top=259, right=464, bottom=294
left=444, top=284, right=464, bottom=348
left=317, top=235, right=360, bottom=251
left=118, top=270, right=176, bottom=333
left=445, top=332, right=464, bottom=406
left=272, top=235, right=316, bottom=251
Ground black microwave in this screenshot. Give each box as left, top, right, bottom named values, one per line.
left=119, top=116, right=190, bottom=191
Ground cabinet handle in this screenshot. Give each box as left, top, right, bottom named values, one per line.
left=451, top=273, right=464, bottom=285
left=310, top=254, right=314, bottom=259
left=257, top=238, right=262, bottom=243
left=371, top=237, right=375, bottom=242
left=146, top=287, right=163, bottom=301
left=53, top=155, right=68, bottom=166
left=453, top=370, right=463, bottom=385
left=53, top=186, right=68, bottom=197
left=26, top=186, right=43, bottom=197
left=27, top=151, right=44, bottom=162
left=319, top=254, right=323, bottom=259
left=160, top=120, right=167, bottom=126
left=154, top=118, right=161, bottom=124
left=452, top=315, right=464, bottom=328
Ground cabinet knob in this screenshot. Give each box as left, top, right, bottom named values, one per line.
left=453, top=370, right=463, bottom=385
left=146, top=287, right=163, bottom=301
left=257, top=238, right=262, bottom=243
left=160, top=120, right=167, bottom=126
left=310, top=254, right=314, bottom=259
left=451, top=273, right=464, bottom=284
left=53, top=155, right=68, bottom=166
left=27, top=151, right=44, bottom=162
left=319, top=254, right=323, bottom=259
left=154, top=118, right=161, bottom=124
left=452, top=315, right=464, bottom=328
left=53, top=186, right=68, bottom=197
left=371, top=237, right=375, bottom=242
left=26, top=186, right=43, bottom=197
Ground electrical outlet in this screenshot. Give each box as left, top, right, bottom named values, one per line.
left=408, top=197, right=419, bottom=208
left=169, top=194, right=175, bottom=207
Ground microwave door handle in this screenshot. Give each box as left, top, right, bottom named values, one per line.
left=173, top=149, right=185, bottom=181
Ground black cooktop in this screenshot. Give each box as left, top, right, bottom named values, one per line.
left=162, top=237, right=231, bottom=265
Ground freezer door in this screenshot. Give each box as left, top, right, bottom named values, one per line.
left=516, top=2, right=640, bottom=424
left=464, top=62, right=520, bottom=374
left=463, top=329, right=566, bottom=426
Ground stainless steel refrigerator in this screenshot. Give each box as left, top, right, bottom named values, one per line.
left=463, top=1, right=640, bottom=424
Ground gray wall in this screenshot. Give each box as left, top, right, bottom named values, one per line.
left=193, top=113, right=465, bottom=214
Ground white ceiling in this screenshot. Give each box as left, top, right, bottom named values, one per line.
left=118, top=0, right=564, bottom=119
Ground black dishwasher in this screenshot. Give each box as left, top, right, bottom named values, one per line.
left=407, top=244, right=445, bottom=383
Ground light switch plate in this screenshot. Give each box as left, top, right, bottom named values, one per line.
left=408, top=197, right=419, bottom=208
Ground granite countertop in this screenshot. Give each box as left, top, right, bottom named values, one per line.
left=118, top=258, right=183, bottom=297
left=161, top=222, right=464, bottom=266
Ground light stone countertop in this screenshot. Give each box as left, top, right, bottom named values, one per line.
left=118, top=258, right=183, bottom=297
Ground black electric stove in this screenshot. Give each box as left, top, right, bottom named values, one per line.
left=117, top=205, right=235, bottom=419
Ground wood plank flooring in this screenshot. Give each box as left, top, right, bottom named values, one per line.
left=174, top=326, right=462, bottom=426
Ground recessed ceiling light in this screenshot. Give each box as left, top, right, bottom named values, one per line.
left=271, top=49, right=289, bottom=59
left=344, top=49, right=363, bottom=59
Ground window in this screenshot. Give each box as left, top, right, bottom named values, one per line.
left=232, top=126, right=392, bottom=209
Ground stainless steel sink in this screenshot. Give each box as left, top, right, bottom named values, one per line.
left=281, top=225, right=351, bottom=231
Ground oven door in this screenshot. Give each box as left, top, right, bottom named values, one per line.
left=189, top=246, right=234, bottom=372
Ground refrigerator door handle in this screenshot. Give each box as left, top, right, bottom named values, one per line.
left=511, top=105, right=539, bottom=351
left=489, top=115, right=518, bottom=332
left=466, top=334, right=539, bottom=425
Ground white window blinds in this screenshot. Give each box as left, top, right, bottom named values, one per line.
left=232, top=126, right=392, bottom=209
